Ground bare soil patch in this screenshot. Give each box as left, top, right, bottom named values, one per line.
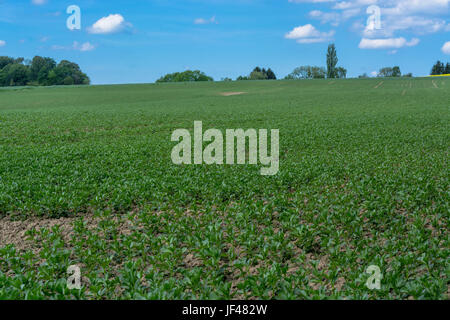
left=219, top=92, right=247, bottom=96
left=0, top=214, right=96, bottom=252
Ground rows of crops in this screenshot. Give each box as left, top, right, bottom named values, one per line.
left=0, top=78, right=448, bottom=299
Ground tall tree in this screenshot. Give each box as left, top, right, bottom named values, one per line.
left=431, top=61, right=445, bottom=75
left=266, top=68, right=277, bottom=80
left=326, top=43, right=338, bottom=79
left=445, top=63, right=450, bottom=74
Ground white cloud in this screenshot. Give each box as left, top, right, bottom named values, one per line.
left=309, top=8, right=360, bottom=25
left=88, top=14, right=131, bottom=34
left=31, top=0, right=47, bottom=5
left=332, top=0, right=378, bottom=10
left=73, top=41, right=95, bottom=52
left=442, top=41, right=450, bottom=55
left=290, top=0, right=450, bottom=12
left=359, top=37, right=420, bottom=49
left=361, top=15, right=449, bottom=38
left=51, top=45, right=66, bottom=50
left=285, top=24, right=335, bottom=43
left=291, top=0, right=450, bottom=39
left=194, top=16, right=218, bottom=25
left=0, top=40, right=6, bottom=47
left=285, top=24, right=322, bottom=38
left=382, top=0, right=449, bottom=16
left=51, top=41, right=95, bottom=52
left=370, top=71, right=378, bottom=77
left=289, top=0, right=336, bottom=3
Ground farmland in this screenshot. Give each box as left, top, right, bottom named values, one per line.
left=0, top=78, right=448, bottom=299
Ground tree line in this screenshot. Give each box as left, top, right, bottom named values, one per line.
left=156, top=70, right=213, bottom=83
left=237, top=67, right=277, bottom=81
left=0, top=56, right=90, bottom=87
left=430, top=61, right=450, bottom=75
left=285, top=44, right=347, bottom=80
left=376, top=66, right=411, bottom=78
left=157, top=44, right=347, bottom=82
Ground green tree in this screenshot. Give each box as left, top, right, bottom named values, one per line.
left=63, top=76, right=75, bottom=85
left=236, top=75, right=249, bottom=81
left=311, top=66, right=326, bottom=79
left=444, top=63, right=450, bottom=74
left=286, top=66, right=311, bottom=79
left=378, top=67, right=394, bottom=77
left=53, top=60, right=90, bottom=85
left=326, top=44, right=338, bottom=79
left=156, top=70, right=213, bottom=83
left=266, top=68, right=277, bottom=80
left=30, top=56, right=57, bottom=85
left=336, top=67, right=347, bottom=79
left=285, top=66, right=326, bottom=80
left=238, top=67, right=276, bottom=81
left=250, top=70, right=268, bottom=80
left=2, top=63, right=30, bottom=86
left=431, top=61, right=445, bottom=75
left=0, top=56, right=15, bottom=69
left=0, top=56, right=89, bottom=87
left=392, top=66, right=401, bottom=77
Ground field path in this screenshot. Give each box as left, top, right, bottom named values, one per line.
left=402, top=90, right=407, bottom=96
left=374, top=81, right=384, bottom=89
left=432, top=80, right=438, bottom=88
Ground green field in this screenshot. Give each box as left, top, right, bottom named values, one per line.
left=0, top=78, right=448, bottom=299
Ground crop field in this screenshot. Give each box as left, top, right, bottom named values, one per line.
left=0, top=78, right=448, bottom=299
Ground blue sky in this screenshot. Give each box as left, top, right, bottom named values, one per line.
left=0, top=0, right=449, bottom=84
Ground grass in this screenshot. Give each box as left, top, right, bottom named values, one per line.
left=0, top=78, right=448, bottom=299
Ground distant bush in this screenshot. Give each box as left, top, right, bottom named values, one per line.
left=237, top=67, right=277, bottom=81
left=156, top=70, right=213, bottom=83
left=284, top=66, right=326, bottom=80
left=378, top=66, right=401, bottom=77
